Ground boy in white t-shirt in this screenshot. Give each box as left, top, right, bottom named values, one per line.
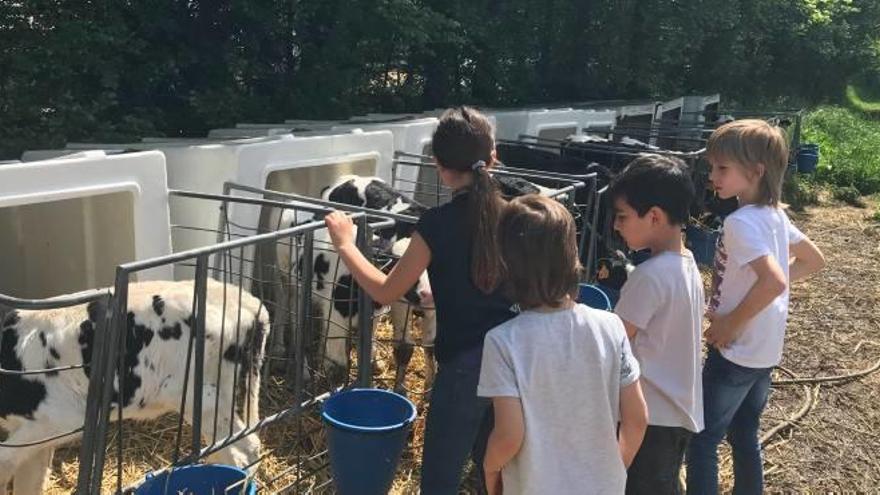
left=478, top=195, right=648, bottom=495
left=686, top=120, right=825, bottom=494
left=609, top=154, right=705, bottom=495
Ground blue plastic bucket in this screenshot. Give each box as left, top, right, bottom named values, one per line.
left=322, top=388, right=417, bottom=495
left=796, top=149, right=819, bottom=174
left=630, top=249, right=651, bottom=266
left=685, top=224, right=720, bottom=267
left=578, top=284, right=613, bottom=311
left=135, top=464, right=255, bottom=495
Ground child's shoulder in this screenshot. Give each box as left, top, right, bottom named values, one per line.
left=629, top=251, right=694, bottom=283
left=725, top=204, right=787, bottom=223
left=571, top=304, right=626, bottom=336
left=723, top=205, right=792, bottom=236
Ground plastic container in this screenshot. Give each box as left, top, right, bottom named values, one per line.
left=322, top=388, right=417, bottom=495
left=135, top=464, right=255, bottom=495
left=578, top=283, right=613, bottom=311
left=796, top=145, right=820, bottom=174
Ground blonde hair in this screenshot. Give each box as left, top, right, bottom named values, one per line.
left=706, top=119, right=789, bottom=206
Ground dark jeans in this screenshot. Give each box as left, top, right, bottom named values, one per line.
left=420, top=347, right=493, bottom=495
left=686, top=349, right=772, bottom=495
left=626, top=425, right=693, bottom=495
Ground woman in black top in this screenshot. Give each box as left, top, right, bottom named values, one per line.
left=325, top=107, right=516, bottom=494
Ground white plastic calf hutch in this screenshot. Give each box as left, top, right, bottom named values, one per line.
left=489, top=108, right=614, bottom=142
left=23, top=131, right=395, bottom=281
left=680, top=94, right=721, bottom=125
left=0, top=151, right=172, bottom=299
left=207, top=127, right=293, bottom=139
left=655, top=97, right=686, bottom=125
left=330, top=118, right=439, bottom=203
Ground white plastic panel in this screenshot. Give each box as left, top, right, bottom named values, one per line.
left=578, top=110, right=618, bottom=132
left=207, top=128, right=293, bottom=139
left=230, top=129, right=395, bottom=233
left=0, top=151, right=171, bottom=297
left=21, top=131, right=394, bottom=281
left=656, top=97, right=685, bottom=123
left=489, top=108, right=587, bottom=141
left=330, top=118, right=438, bottom=202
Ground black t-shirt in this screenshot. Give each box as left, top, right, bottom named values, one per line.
left=415, top=192, right=517, bottom=364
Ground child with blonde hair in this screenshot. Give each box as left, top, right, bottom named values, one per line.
left=686, top=120, right=825, bottom=494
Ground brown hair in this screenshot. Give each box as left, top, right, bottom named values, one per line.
left=432, top=106, right=504, bottom=294
left=706, top=119, right=789, bottom=206
left=498, top=194, right=582, bottom=309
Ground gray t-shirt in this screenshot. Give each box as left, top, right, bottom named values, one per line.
left=478, top=304, right=640, bottom=495
left=615, top=250, right=705, bottom=432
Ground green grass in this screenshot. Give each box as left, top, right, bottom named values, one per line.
left=846, top=84, right=880, bottom=114
left=800, top=105, right=880, bottom=195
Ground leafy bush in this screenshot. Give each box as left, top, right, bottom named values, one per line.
left=801, top=106, right=880, bottom=195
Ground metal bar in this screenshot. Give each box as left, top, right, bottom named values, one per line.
left=0, top=288, right=108, bottom=310
left=116, top=217, right=352, bottom=273
left=222, top=182, right=419, bottom=225
left=191, top=255, right=209, bottom=457
left=589, top=186, right=606, bottom=281
left=356, top=217, right=374, bottom=388
left=394, top=157, right=600, bottom=182
left=172, top=280, right=201, bottom=466
left=0, top=363, right=85, bottom=375
left=188, top=387, right=338, bottom=464
left=1, top=427, right=83, bottom=448
left=394, top=153, right=598, bottom=181
left=92, top=269, right=128, bottom=495
left=293, top=231, right=313, bottom=403
left=73, top=289, right=107, bottom=493
left=172, top=187, right=333, bottom=218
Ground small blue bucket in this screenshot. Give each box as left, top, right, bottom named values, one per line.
left=685, top=224, right=720, bottom=267
left=323, top=388, right=417, bottom=495
left=578, top=283, right=613, bottom=311
left=796, top=145, right=820, bottom=174
left=135, top=464, right=255, bottom=495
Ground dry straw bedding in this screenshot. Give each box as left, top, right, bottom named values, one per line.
left=34, top=197, right=880, bottom=494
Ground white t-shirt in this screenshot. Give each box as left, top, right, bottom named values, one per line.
left=708, top=205, right=806, bottom=368
left=615, top=250, right=705, bottom=432
left=477, top=304, right=640, bottom=495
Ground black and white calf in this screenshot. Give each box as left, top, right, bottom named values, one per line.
left=0, top=280, right=267, bottom=495
left=274, top=175, right=436, bottom=393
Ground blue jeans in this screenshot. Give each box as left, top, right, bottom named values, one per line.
left=686, top=349, right=772, bottom=495
left=420, top=347, right=492, bottom=495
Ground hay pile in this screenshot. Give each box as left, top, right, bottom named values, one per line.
left=38, top=196, right=880, bottom=493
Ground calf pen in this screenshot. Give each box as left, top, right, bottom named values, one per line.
left=390, top=151, right=603, bottom=279
left=2, top=163, right=606, bottom=494
left=1, top=189, right=395, bottom=494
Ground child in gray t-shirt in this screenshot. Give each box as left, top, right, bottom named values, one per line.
left=478, top=195, right=648, bottom=495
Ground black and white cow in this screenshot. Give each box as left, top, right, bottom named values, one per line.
left=274, top=175, right=436, bottom=393
left=0, top=280, right=267, bottom=495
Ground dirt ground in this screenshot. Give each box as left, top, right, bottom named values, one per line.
left=33, top=196, right=880, bottom=494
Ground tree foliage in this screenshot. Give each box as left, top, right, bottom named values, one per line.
left=1, top=0, right=878, bottom=158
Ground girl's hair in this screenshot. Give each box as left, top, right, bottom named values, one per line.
left=706, top=119, right=789, bottom=206
left=432, top=106, right=504, bottom=294
left=498, top=194, right=583, bottom=309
